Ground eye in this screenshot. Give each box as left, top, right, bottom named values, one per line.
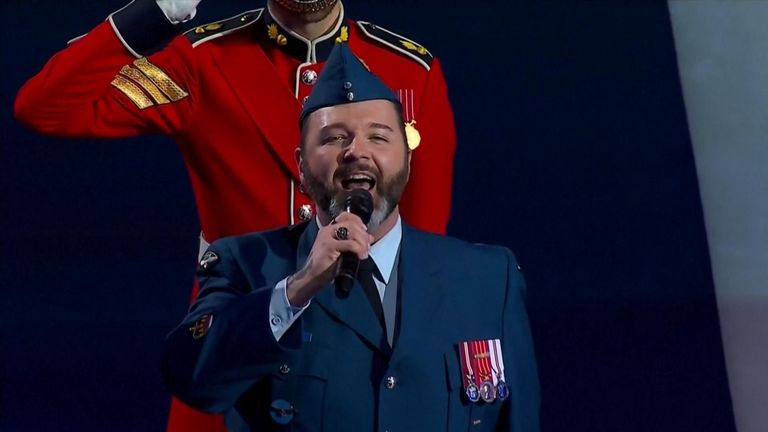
left=369, top=134, right=389, bottom=143
left=322, top=134, right=347, bottom=145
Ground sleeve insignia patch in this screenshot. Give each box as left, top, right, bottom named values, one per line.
left=356, top=21, right=434, bottom=70
left=110, top=75, right=153, bottom=109
left=198, top=250, right=220, bottom=270
left=189, top=314, right=214, bottom=340
left=110, top=57, right=188, bottom=109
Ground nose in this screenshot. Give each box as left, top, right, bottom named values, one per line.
left=342, top=136, right=371, bottom=162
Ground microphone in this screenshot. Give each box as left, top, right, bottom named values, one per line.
left=335, top=189, right=374, bottom=298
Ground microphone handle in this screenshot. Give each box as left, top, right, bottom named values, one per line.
left=335, top=251, right=358, bottom=298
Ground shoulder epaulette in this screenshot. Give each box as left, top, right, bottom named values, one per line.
left=356, top=21, right=434, bottom=70
left=184, top=9, right=263, bottom=47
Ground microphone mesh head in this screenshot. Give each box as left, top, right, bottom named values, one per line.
left=344, top=189, right=374, bottom=225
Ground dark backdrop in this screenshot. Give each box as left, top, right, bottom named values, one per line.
left=0, top=1, right=735, bottom=431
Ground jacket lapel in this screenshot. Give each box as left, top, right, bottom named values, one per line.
left=391, top=225, right=444, bottom=362
left=209, top=43, right=301, bottom=180
left=297, top=221, right=389, bottom=354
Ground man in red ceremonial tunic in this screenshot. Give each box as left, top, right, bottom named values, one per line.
left=15, top=0, right=456, bottom=430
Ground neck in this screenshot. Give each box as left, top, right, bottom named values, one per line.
left=268, top=1, right=342, bottom=41
left=369, top=208, right=400, bottom=243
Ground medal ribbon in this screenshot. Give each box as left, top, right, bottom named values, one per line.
left=490, top=339, right=506, bottom=384
left=397, top=89, right=416, bottom=122
left=460, top=341, right=480, bottom=389
left=472, top=340, right=494, bottom=382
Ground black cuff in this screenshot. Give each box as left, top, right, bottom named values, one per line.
left=111, top=0, right=180, bottom=56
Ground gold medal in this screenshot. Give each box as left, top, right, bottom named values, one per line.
left=405, top=120, right=421, bottom=150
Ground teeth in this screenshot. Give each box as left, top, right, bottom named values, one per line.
left=348, top=174, right=372, bottom=181
left=341, top=174, right=375, bottom=190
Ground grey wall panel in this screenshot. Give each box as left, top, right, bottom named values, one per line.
left=669, top=2, right=768, bottom=431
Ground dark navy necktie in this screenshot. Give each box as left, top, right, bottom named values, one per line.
left=357, top=257, right=385, bottom=328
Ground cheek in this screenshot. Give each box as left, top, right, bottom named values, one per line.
left=315, top=146, right=343, bottom=161
left=376, top=148, right=408, bottom=171
left=306, top=153, right=339, bottom=178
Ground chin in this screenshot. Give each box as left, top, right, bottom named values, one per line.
left=367, top=198, right=394, bottom=232
left=274, top=0, right=338, bottom=16
left=327, top=189, right=391, bottom=229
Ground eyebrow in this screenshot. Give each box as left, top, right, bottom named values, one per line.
left=319, top=123, right=347, bottom=133
left=318, top=122, right=395, bottom=133
left=368, top=122, right=394, bottom=132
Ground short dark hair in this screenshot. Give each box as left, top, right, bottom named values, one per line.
left=299, top=101, right=408, bottom=155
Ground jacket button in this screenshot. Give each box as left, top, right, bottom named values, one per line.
left=301, top=69, right=318, bottom=85
left=385, top=376, right=397, bottom=389
left=298, top=204, right=313, bottom=221
left=279, top=364, right=290, bottom=374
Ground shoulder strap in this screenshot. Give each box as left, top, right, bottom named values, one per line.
left=356, top=21, right=434, bottom=70
left=184, top=9, right=264, bottom=47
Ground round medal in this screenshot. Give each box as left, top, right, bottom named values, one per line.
left=466, top=382, right=480, bottom=402
left=496, top=379, right=510, bottom=401
left=479, top=380, right=497, bottom=403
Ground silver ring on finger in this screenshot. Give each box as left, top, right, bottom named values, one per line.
left=334, top=226, right=349, bottom=241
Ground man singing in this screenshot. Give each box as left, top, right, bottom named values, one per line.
left=162, top=42, right=539, bottom=431
left=15, top=2, right=456, bottom=427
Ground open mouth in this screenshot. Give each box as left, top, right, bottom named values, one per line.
left=340, top=173, right=376, bottom=191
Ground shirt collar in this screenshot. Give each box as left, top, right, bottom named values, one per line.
left=262, top=2, right=348, bottom=63
left=314, top=215, right=402, bottom=284
left=368, top=216, right=401, bottom=285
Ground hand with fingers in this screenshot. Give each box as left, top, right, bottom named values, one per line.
left=286, top=212, right=374, bottom=306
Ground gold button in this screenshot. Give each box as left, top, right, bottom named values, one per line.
left=277, top=34, right=288, bottom=46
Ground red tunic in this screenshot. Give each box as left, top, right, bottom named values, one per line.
left=15, top=2, right=456, bottom=431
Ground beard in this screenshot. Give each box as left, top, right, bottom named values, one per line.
left=272, top=0, right=339, bottom=21
left=302, top=160, right=409, bottom=232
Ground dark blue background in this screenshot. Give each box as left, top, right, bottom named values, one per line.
left=1, top=1, right=735, bottom=431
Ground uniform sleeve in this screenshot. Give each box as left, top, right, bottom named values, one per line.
left=399, top=58, right=456, bottom=235
left=500, top=249, right=541, bottom=431
left=14, top=0, right=196, bottom=139
left=270, top=277, right=311, bottom=340
left=162, top=241, right=302, bottom=413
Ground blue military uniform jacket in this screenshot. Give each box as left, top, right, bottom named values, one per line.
left=162, top=221, right=539, bottom=431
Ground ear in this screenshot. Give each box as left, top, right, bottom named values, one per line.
left=406, top=150, right=413, bottom=180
